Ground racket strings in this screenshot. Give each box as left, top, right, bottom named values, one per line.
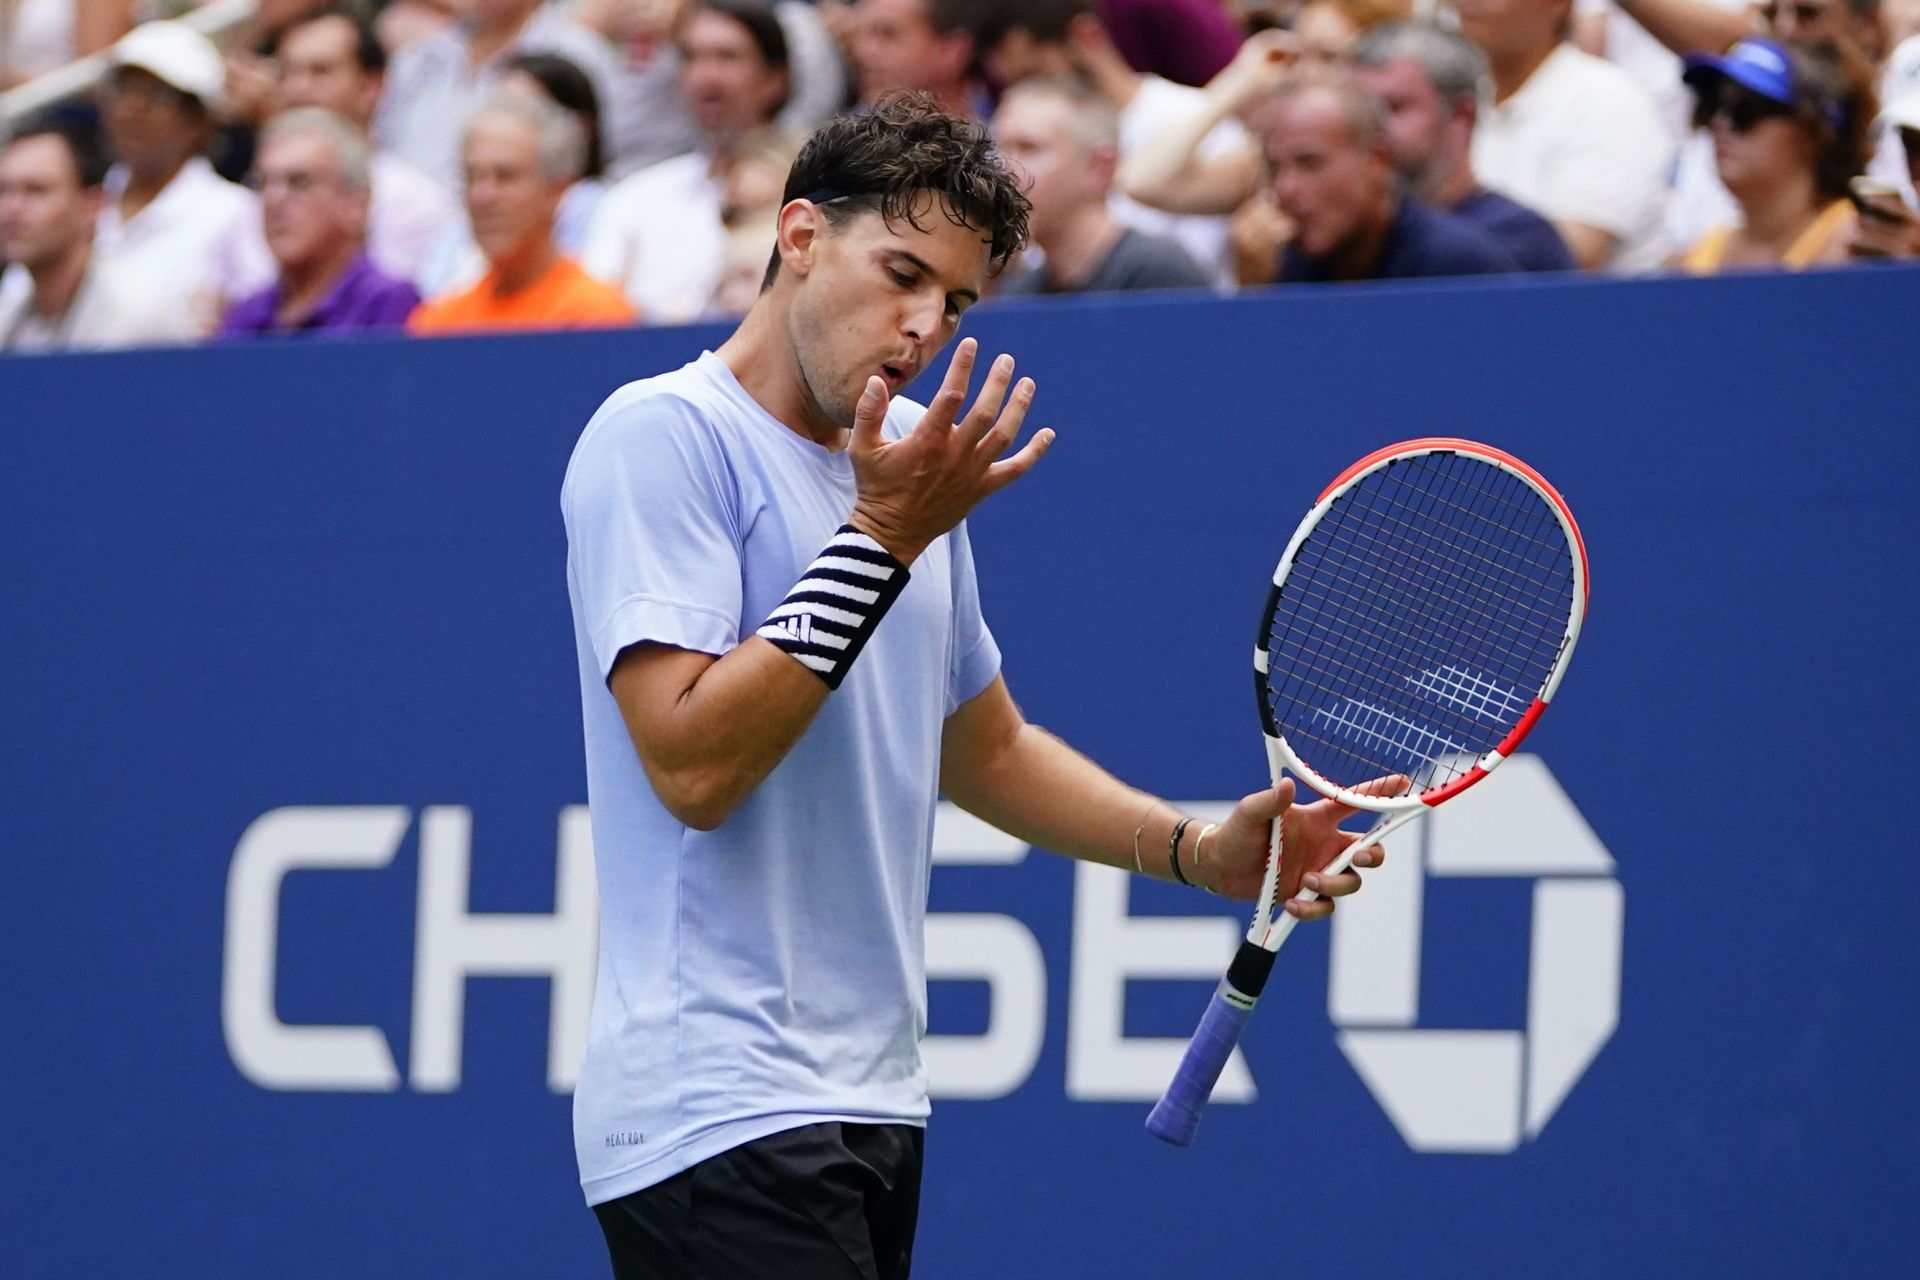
left=1314, top=491, right=1573, bottom=622
left=1297, top=506, right=1566, bottom=759
left=1336, top=453, right=1571, bottom=670
left=1322, top=463, right=1575, bottom=617
left=1282, top=506, right=1565, bottom=713
left=1334, top=460, right=1569, bottom=691
left=1289, top=531, right=1568, bottom=673
left=1263, top=453, right=1575, bottom=793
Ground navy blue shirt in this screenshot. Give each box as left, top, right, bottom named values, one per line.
left=1452, top=188, right=1575, bottom=273
left=1282, top=197, right=1520, bottom=282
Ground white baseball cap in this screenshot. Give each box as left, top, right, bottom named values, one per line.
left=110, top=20, right=225, bottom=110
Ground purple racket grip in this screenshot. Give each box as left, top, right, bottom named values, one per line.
left=1145, top=989, right=1253, bottom=1146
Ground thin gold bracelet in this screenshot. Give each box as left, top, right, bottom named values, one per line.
left=1194, top=823, right=1221, bottom=895
left=1131, top=799, right=1158, bottom=876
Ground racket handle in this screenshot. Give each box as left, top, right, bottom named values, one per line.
left=1146, top=942, right=1277, bottom=1147
left=1145, top=990, right=1252, bottom=1146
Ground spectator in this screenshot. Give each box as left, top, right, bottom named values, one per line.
left=1850, top=90, right=1920, bottom=253
left=1352, top=21, right=1575, bottom=270
left=568, top=0, right=701, bottom=166
left=1096, top=0, right=1247, bottom=86
left=850, top=0, right=984, bottom=117
left=705, top=128, right=806, bottom=315
left=506, top=52, right=613, bottom=241
left=614, top=0, right=846, bottom=132
left=94, top=20, right=275, bottom=333
left=1611, top=0, right=1914, bottom=240
left=1679, top=37, right=1874, bottom=269
left=1266, top=77, right=1522, bottom=280
left=408, top=92, right=637, bottom=333
left=581, top=0, right=794, bottom=322
left=1455, top=0, right=1674, bottom=271
left=419, top=50, right=615, bottom=296
left=219, top=110, right=420, bottom=336
left=767, top=1, right=854, bottom=128
left=0, top=119, right=188, bottom=351
left=1116, top=30, right=1292, bottom=219
left=973, top=0, right=1250, bottom=284
left=375, top=0, right=643, bottom=194
left=1293, top=0, right=1412, bottom=67
left=992, top=76, right=1215, bottom=294
left=1115, top=30, right=1313, bottom=286
left=271, top=4, right=460, bottom=287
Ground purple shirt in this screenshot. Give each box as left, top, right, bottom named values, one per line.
left=1098, top=0, right=1244, bottom=87
left=218, top=254, right=419, bottom=337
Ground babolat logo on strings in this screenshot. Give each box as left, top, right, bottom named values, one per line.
left=1313, top=668, right=1523, bottom=760
left=1405, top=665, right=1524, bottom=722
left=1312, top=698, right=1466, bottom=768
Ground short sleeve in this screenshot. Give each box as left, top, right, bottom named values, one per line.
left=563, top=389, right=746, bottom=679
left=944, top=519, right=1002, bottom=715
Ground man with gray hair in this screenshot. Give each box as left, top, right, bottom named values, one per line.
left=220, top=110, right=421, bottom=337
left=1267, top=76, right=1521, bottom=281
left=1352, top=21, right=1575, bottom=271
left=990, top=76, right=1214, bottom=294
left=409, top=91, right=635, bottom=333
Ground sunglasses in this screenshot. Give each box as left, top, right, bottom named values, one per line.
left=1697, top=83, right=1796, bottom=134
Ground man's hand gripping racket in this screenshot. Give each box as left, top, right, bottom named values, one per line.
left=1146, top=438, right=1590, bottom=1146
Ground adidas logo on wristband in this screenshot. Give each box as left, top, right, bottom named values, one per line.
left=755, top=525, right=910, bottom=690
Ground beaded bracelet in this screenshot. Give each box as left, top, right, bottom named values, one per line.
left=1168, top=816, right=1195, bottom=887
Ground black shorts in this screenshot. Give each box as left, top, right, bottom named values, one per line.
left=592, top=1121, right=925, bottom=1280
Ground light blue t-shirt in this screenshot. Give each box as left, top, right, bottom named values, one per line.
left=561, top=352, right=1001, bottom=1206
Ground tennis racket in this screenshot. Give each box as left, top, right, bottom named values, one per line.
left=1145, top=437, right=1589, bottom=1146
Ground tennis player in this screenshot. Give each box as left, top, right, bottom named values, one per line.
left=562, top=92, right=1386, bottom=1279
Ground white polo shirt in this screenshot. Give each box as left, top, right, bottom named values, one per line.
left=374, top=5, right=658, bottom=194
left=1472, top=43, right=1674, bottom=272
left=578, top=152, right=728, bottom=324
left=95, top=157, right=274, bottom=328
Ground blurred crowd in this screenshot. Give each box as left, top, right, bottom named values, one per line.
left=2, top=0, right=1917, bottom=350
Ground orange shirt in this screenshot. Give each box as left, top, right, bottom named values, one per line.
left=408, top=255, right=637, bottom=335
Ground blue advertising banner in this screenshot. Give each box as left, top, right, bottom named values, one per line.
left=4, top=269, right=1917, bottom=1278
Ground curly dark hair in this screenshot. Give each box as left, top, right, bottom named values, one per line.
left=763, top=92, right=1031, bottom=287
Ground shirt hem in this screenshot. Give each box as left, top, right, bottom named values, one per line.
left=581, top=1108, right=929, bottom=1207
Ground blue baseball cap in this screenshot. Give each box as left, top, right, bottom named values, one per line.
left=1683, top=38, right=1797, bottom=105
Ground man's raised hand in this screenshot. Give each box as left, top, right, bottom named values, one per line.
left=847, top=338, right=1054, bottom=564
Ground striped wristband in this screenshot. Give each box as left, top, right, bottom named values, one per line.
left=755, top=525, right=910, bottom=690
